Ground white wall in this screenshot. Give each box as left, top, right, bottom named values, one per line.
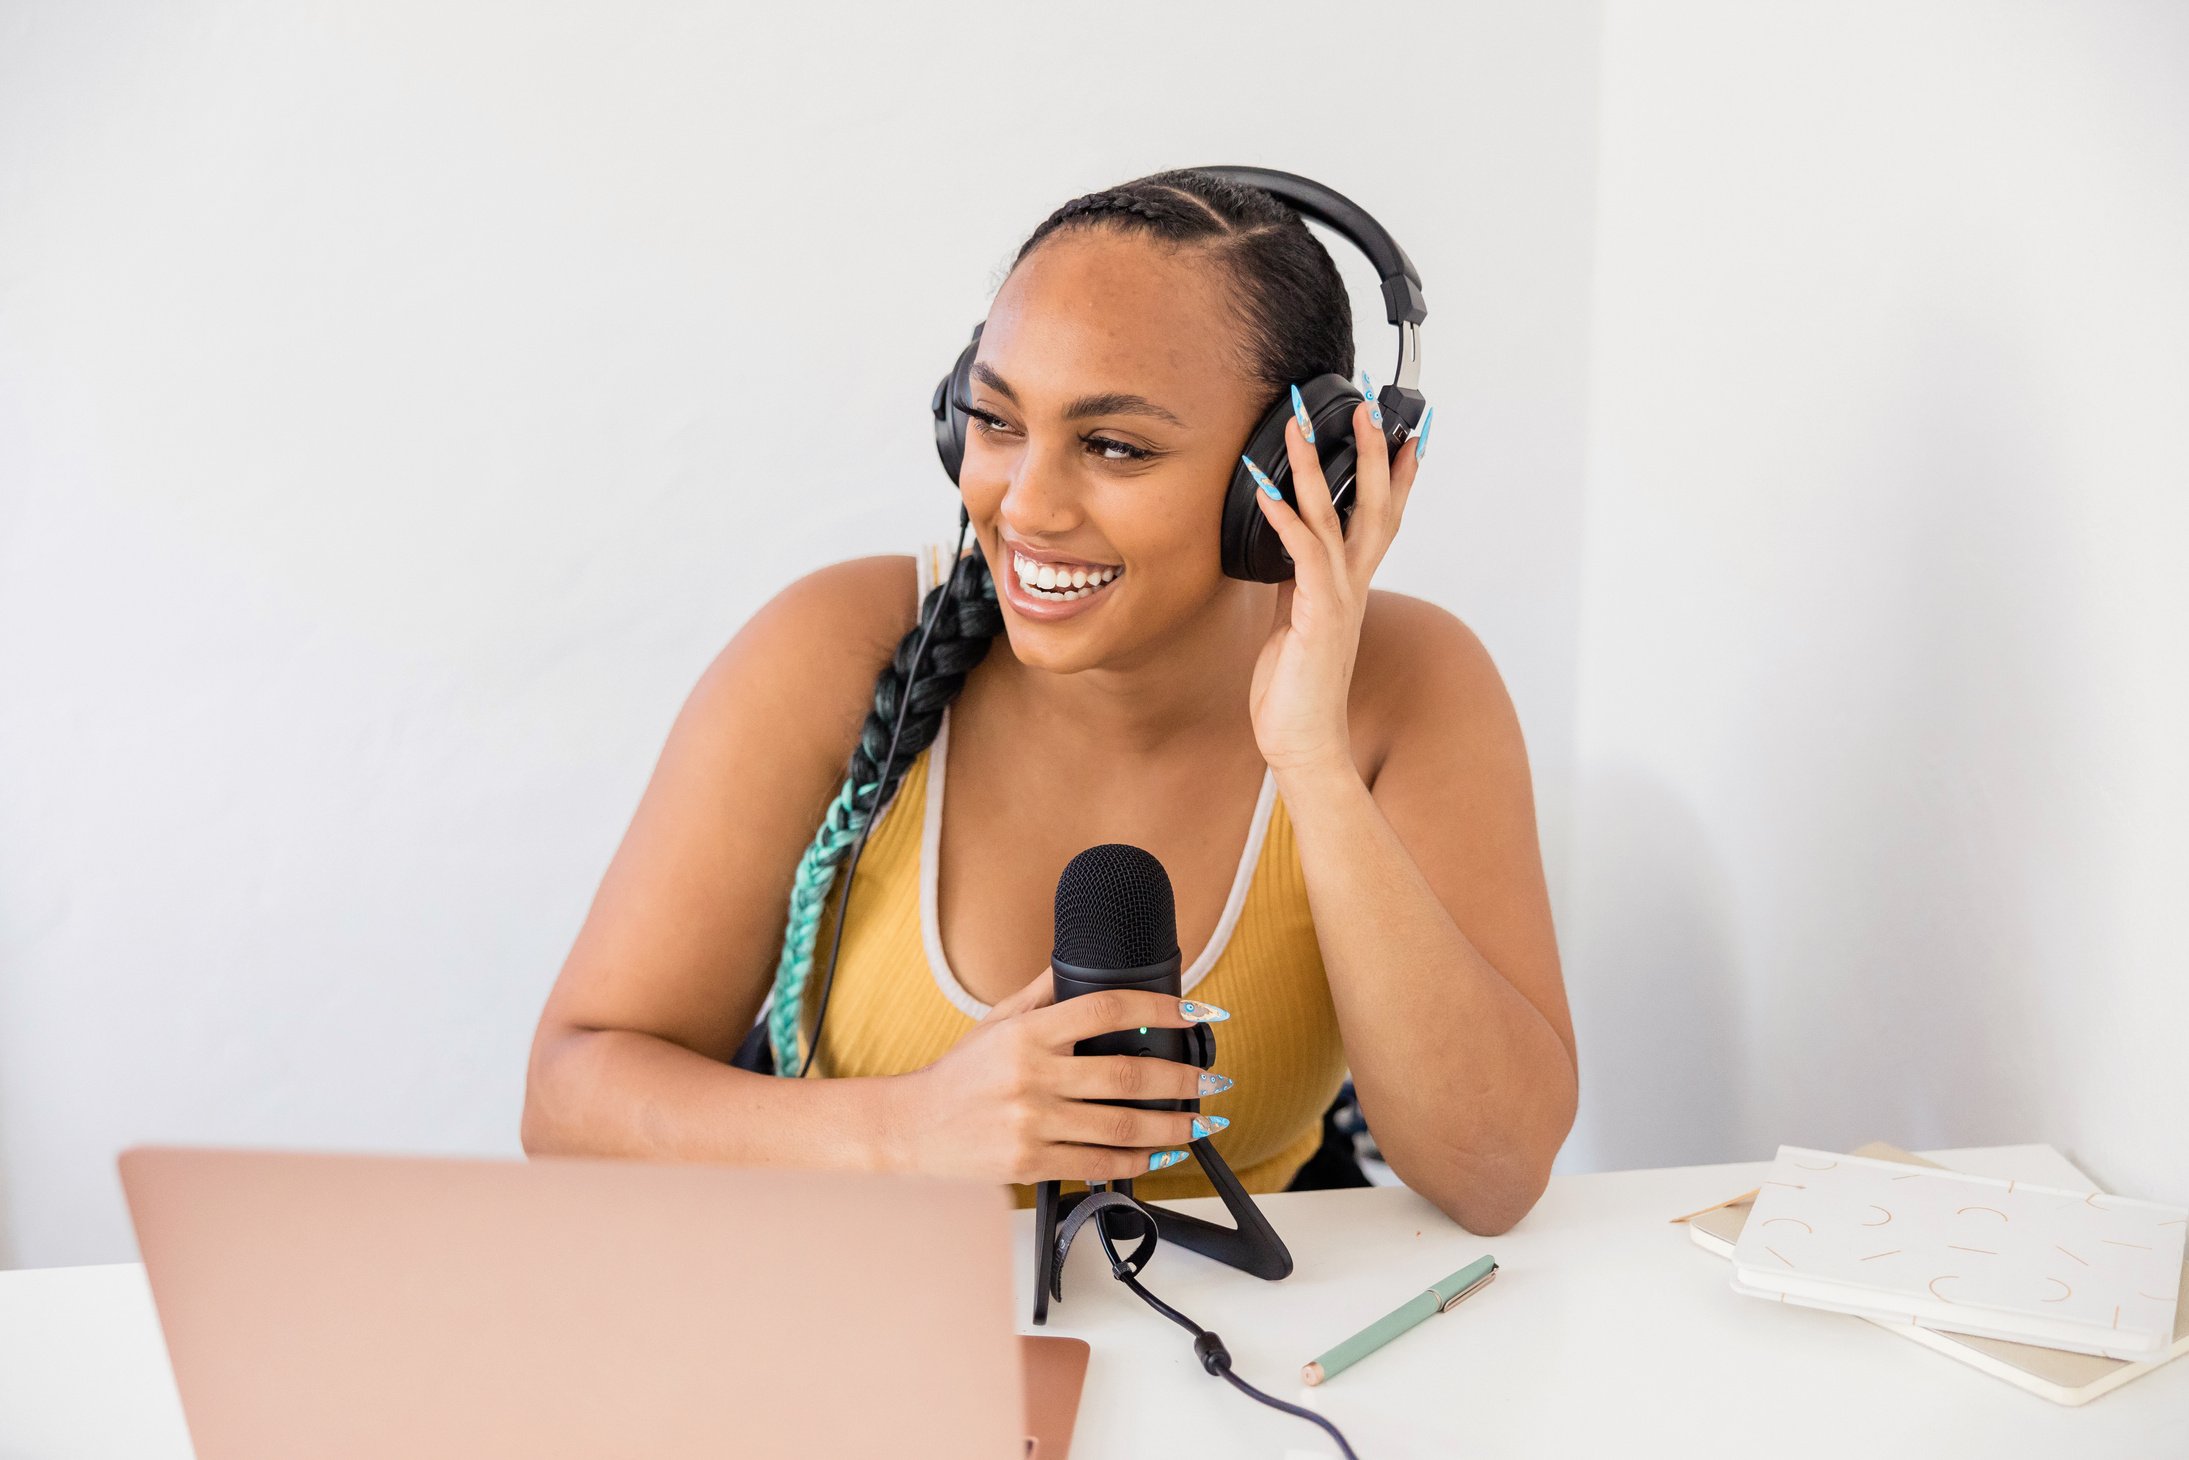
left=0, top=2, right=1604, bottom=1268
left=1562, top=2, right=2189, bottom=1200
left=12, top=1, right=2180, bottom=1275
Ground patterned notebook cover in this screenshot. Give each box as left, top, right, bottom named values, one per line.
left=1730, top=1145, right=2187, bottom=1361
left=1687, top=1143, right=2189, bottom=1405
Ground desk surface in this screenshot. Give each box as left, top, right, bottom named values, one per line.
left=2, top=1145, right=2182, bottom=1457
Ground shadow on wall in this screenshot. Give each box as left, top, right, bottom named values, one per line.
left=0, top=1090, right=11, bottom=1268
left=1557, top=763, right=1745, bottom=1173
left=1558, top=302, right=2090, bottom=1180
left=1775, top=302, right=2082, bottom=1168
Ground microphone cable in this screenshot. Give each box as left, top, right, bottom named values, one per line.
left=797, top=505, right=975, bottom=1077
left=1090, top=1198, right=1361, bottom=1460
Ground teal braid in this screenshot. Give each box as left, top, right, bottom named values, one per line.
left=765, top=549, right=1003, bottom=1074
left=766, top=774, right=877, bottom=1072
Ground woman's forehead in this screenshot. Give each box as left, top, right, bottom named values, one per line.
left=978, top=233, right=1246, bottom=419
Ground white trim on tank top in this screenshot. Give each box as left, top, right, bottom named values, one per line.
left=907, top=540, right=1277, bottom=1017
left=917, top=706, right=1278, bottom=1019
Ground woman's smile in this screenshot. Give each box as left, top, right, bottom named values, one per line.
left=1000, top=539, right=1126, bottom=621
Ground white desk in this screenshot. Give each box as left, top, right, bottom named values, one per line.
left=2, top=1145, right=2182, bottom=1457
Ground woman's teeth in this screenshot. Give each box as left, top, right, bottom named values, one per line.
left=1013, top=551, right=1121, bottom=601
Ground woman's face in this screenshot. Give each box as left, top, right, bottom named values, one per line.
left=957, top=228, right=1268, bottom=675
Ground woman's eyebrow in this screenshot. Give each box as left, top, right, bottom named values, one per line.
left=972, top=361, right=1187, bottom=428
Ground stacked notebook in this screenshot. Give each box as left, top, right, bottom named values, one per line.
left=1683, top=1142, right=2189, bottom=1405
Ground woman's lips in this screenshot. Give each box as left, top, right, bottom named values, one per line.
left=998, top=557, right=1123, bottom=622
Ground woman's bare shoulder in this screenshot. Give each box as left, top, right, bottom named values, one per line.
left=1352, top=588, right=1513, bottom=781
left=696, top=554, right=922, bottom=762
left=528, top=555, right=922, bottom=1065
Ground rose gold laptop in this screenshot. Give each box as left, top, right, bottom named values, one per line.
left=118, top=1146, right=1087, bottom=1459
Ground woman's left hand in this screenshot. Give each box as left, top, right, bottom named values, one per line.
left=1246, top=391, right=1425, bottom=774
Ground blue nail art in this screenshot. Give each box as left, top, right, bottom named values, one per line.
left=1198, top=1072, right=1235, bottom=1096
left=1290, top=383, right=1316, bottom=443
left=1414, top=404, right=1435, bottom=461
left=1148, top=1149, right=1188, bottom=1171
left=1190, top=1115, right=1231, bottom=1140
left=1360, top=371, right=1383, bottom=427
left=1179, top=999, right=1230, bottom=1023
left=1240, top=453, right=1281, bottom=500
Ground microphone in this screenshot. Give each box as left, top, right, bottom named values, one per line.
left=1049, top=844, right=1215, bottom=1112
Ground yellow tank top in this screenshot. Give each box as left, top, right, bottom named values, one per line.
left=798, top=557, right=1349, bottom=1207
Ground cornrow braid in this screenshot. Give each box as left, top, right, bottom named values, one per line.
left=1017, top=169, right=1355, bottom=403
left=1049, top=191, right=1182, bottom=226
left=765, top=545, right=1003, bottom=1073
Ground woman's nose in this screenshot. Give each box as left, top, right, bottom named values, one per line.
left=998, top=443, right=1082, bottom=536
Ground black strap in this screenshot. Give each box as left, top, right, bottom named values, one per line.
left=1050, top=1189, right=1158, bottom=1302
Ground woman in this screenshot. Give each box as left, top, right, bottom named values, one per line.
left=521, top=169, right=1577, bottom=1235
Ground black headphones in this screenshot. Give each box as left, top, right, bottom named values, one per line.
left=927, top=166, right=1429, bottom=583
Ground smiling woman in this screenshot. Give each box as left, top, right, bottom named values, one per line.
left=520, top=168, right=1577, bottom=1237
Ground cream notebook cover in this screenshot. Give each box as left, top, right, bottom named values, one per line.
left=1730, top=1145, right=2185, bottom=1360
left=1686, top=1143, right=2189, bottom=1406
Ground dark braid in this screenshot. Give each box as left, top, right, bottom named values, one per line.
left=848, top=550, right=1004, bottom=822
left=766, top=548, right=1002, bottom=1071
left=767, top=168, right=1353, bottom=1071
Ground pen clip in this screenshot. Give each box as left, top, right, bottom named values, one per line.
left=1436, top=1262, right=1498, bottom=1313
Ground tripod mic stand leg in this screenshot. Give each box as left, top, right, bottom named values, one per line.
left=1032, top=1179, right=1061, bottom=1325
left=1143, top=1137, right=1294, bottom=1279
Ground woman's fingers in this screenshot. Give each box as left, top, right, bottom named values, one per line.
left=1386, top=405, right=1425, bottom=526
left=1277, top=411, right=1351, bottom=592
left=1046, top=1097, right=1216, bottom=1153
left=1281, top=393, right=1347, bottom=554
left=1047, top=1054, right=1207, bottom=1104
left=1032, top=988, right=1228, bottom=1049
left=1038, top=1142, right=1198, bottom=1186
left=1346, top=398, right=1396, bottom=571
left=1247, top=452, right=1341, bottom=604
left=978, top=966, right=1056, bottom=1025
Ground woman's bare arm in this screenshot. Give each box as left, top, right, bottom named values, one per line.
left=519, top=554, right=922, bottom=1169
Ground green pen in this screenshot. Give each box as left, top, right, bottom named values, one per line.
left=1301, top=1255, right=1498, bottom=1386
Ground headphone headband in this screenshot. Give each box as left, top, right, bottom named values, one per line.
left=1198, top=165, right=1425, bottom=398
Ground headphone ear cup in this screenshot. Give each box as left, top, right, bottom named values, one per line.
left=1221, top=372, right=1370, bottom=582
left=930, top=322, right=984, bottom=489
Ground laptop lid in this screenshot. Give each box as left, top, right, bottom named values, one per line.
left=118, top=1145, right=1027, bottom=1460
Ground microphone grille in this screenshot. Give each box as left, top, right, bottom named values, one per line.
left=1052, top=844, right=1179, bottom=969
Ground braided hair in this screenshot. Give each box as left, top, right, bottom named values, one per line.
left=764, top=168, right=1357, bottom=1073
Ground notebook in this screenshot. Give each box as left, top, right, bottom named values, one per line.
left=1729, top=1145, right=2185, bottom=1361
left=1685, top=1142, right=2189, bottom=1405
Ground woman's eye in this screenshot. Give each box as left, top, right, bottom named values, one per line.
left=960, top=402, right=1152, bottom=464
left=1085, top=436, right=1150, bottom=463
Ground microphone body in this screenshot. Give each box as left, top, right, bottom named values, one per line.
left=1049, top=845, right=1214, bottom=1112
left=1034, top=842, right=1293, bottom=1322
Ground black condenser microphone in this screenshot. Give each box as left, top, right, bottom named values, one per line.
left=1050, top=844, right=1215, bottom=1112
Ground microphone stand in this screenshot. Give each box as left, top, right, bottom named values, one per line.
left=1030, top=1014, right=1293, bottom=1324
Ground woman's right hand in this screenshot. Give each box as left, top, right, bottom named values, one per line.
left=887, top=971, right=1232, bottom=1185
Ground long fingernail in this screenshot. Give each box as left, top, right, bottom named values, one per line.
left=1149, top=1148, right=1189, bottom=1171
left=1190, top=1115, right=1231, bottom=1139
left=1414, top=404, right=1435, bottom=461
left=1290, top=383, right=1316, bottom=444
left=1198, top=1072, right=1235, bottom=1096
left=1360, top=371, right=1383, bottom=427
left=1179, top=1000, right=1229, bottom=1023
left=1239, top=453, right=1281, bottom=500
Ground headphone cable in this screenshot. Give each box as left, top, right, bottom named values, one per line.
left=797, top=505, right=975, bottom=1076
